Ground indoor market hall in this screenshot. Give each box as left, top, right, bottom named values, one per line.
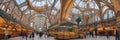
left=0, top=0, right=120, bottom=40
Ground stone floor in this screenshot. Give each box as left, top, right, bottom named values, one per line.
left=7, top=34, right=115, bottom=40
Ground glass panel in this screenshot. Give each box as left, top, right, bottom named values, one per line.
left=20, top=6, right=28, bottom=11
left=15, top=0, right=26, bottom=5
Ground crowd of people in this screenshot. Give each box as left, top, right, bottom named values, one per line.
left=85, top=27, right=120, bottom=40
left=20, top=31, right=45, bottom=40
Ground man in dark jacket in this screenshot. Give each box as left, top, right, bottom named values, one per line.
left=39, top=32, right=43, bottom=38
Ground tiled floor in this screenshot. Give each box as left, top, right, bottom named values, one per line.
left=8, top=34, right=115, bottom=40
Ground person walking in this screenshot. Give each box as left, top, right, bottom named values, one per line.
left=21, top=31, right=25, bottom=39
left=4, top=30, right=9, bottom=40
left=95, top=27, right=97, bottom=37
left=115, top=29, right=119, bottom=40
left=25, top=31, right=29, bottom=40
left=39, top=32, right=43, bottom=38
left=106, top=31, right=110, bottom=40
left=29, top=32, right=34, bottom=40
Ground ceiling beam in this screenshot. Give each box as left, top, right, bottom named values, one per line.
left=18, top=2, right=27, bottom=8
left=94, top=0, right=104, bottom=23
left=26, top=0, right=47, bottom=13
left=60, top=0, right=75, bottom=22
left=102, top=0, right=114, bottom=10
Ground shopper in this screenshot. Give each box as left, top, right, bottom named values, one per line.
left=115, top=29, right=119, bottom=40
left=4, top=30, right=9, bottom=40
left=30, top=32, right=34, bottom=40
left=106, top=31, right=110, bottom=39
left=21, top=31, right=26, bottom=39
left=25, top=31, right=29, bottom=40
left=7, top=35, right=11, bottom=39
left=39, top=32, right=43, bottom=38
left=95, top=27, right=97, bottom=37
left=93, top=31, right=95, bottom=38
left=89, top=31, right=93, bottom=38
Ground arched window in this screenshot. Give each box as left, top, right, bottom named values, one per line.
left=104, top=9, right=115, bottom=19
